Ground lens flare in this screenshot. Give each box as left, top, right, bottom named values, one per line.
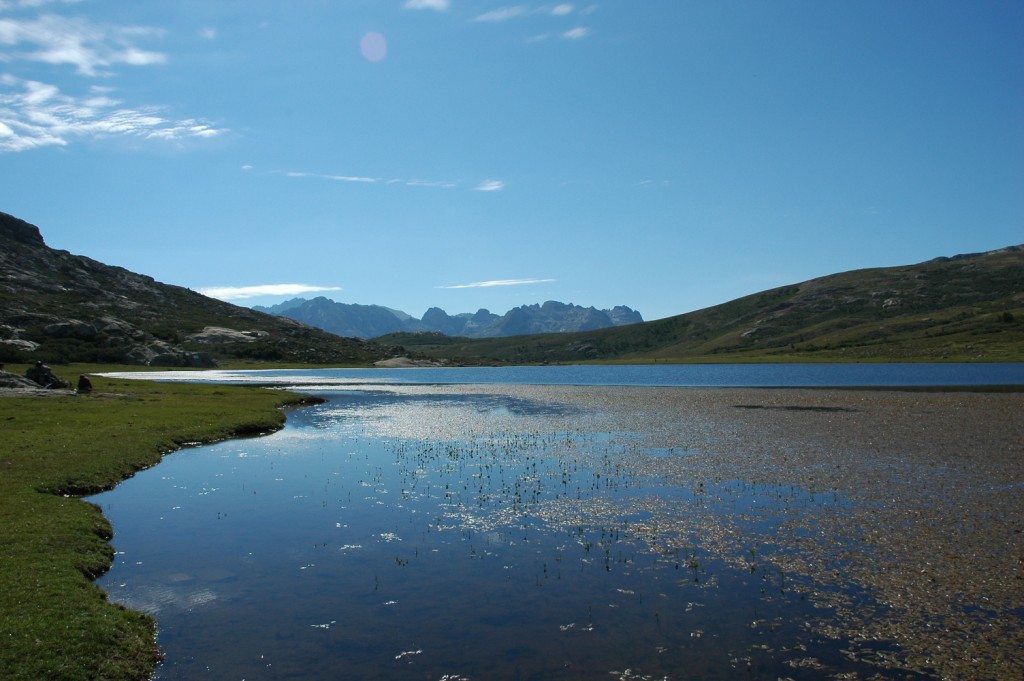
left=360, top=32, right=387, bottom=62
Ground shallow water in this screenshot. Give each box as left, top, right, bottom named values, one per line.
left=92, top=387, right=935, bottom=680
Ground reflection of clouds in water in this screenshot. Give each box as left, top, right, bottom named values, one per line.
left=98, top=370, right=402, bottom=389
left=311, top=391, right=591, bottom=441
left=114, top=583, right=219, bottom=616
left=261, top=428, right=335, bottom=442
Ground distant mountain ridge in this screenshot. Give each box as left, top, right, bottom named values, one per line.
left=253, top=298, right=643, bottom=339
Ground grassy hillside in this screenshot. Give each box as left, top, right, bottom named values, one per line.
left=0, top=212, right=398, bottom=366
left=379, top=246, right=1024, bottom=363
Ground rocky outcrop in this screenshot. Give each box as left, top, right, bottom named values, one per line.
left=0, top=369, right=48, bottom=390
left=122, top=342, right=217, bottom=367
left=0, top=211, right=46, bottom=246
left=186, top=327, right=268, bottom=344
left=373, top=356, right=447, bottom=368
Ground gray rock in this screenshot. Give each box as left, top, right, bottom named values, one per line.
left=44, top=320, right=99, bottom=339
left=0, top=370, right=45, bottom=390
left=1, top=338, right=39, bottom=351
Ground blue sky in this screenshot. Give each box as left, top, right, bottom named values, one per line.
left=1, top=0, right=1021, bottom=322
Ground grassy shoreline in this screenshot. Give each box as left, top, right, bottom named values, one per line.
left=0, top=366, right=315, bottom=681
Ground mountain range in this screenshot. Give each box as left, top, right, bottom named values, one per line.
left=2, top=209, right=1021, bottom=366
left=379, top=246, right=1024, bottom=364
left=253, top=298, right=643, bottom=339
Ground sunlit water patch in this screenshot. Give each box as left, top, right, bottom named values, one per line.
left=91, top=390, right=930, bottom=680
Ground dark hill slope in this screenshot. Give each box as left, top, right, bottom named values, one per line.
left=0, top=211, right=395, bottom=365
left=380, top=246, right=1024, bottom=363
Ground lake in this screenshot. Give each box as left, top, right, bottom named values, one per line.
left=90, top=365, right=1024, bottom=679
left=104, top=361, right=1024, bottom=389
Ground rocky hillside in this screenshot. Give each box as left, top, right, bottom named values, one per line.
left=385, top=246, right=1024, bottom=363
left=255, top=297, right=643, bottom=339
left=0, top=211, right=399, bottom=366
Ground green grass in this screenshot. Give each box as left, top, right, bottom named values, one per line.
left=377, top=247, right=1024, bottom=365
left=0, top=366, right=312, bottom=681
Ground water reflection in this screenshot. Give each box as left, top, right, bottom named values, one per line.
left=92, top=390, right=918, bottom=680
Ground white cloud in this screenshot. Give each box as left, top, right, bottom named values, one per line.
left=474, top=179, right=505, bottom=192
left=0, top=0, right=83, bottom=9
left=0, top=11, right=224, bottom=153
left=198, top=27, right=217, bottom=40
left=198, top=284, right=343, bottom=301
left=0, top=75, right=226, bottom=153
left=474, top=6, right=528, bottom=22
left=0, top=14, right=166, bottom=76
left=437, top=278, right=555, bottom=289
left=329, top=174, right=377, bottom=183
left=403, top=0, right=450, bottom=10
left=561, top=26, right=589, bottom=39
left=550, top=4, right=574, bottom=16
left=287, top=171, right=378, bottom=183
left=402, top=177, right=457, bottom=188
left=287, top=169, right=491, bottom=191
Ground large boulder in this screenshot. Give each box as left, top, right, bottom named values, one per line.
left=0, top=370, right=44, bottom=390
left=186, top=327, right=268, bottom=344
left=44, top=320, right=99, bottom=340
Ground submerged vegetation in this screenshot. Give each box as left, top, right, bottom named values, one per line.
left=0, top=367, right=309, bottom=681
left=2, top=367, right=1022, bottom=679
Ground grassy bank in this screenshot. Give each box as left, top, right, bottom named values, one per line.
left=0, top=367, right=311, bottom=681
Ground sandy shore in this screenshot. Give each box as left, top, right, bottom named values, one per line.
left=373, top=384, right=1023, bottom=679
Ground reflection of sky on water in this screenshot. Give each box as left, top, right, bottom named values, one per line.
left=98, top=362, right=1024, bottom=388
left=90, top=389, right=911, bottom=681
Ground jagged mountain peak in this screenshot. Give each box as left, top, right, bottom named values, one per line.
left=257, top=298, right=644, bottom=340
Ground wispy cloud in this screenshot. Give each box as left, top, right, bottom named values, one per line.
left=398, top=177, right=458, bottom=189
left=0, top=14, right=166, bottom=76
left=0, top=9, right=226, bottom=153
left=0, top=0, right=83, bottom=10
left=470, top=4, right=591, bottom=42
left=286, top=169, right=498, bottom=192
left=287, top=171, right=378, bottom=184
left=474, top=179, right=505, bottom=192
left=0, top=75, right=225, bottom=152
left=198, top=284, right=342, bottom=301
left=561, top=26, right=589, bottom=39
left=403, top=0, right=450, bottom=10
left=474, top=6, right=528, bottom=22
left=472, top=4, right=584, bottom=22
left=437, top=278, right=555, bottom=289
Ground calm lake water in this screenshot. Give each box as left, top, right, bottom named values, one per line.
left=90, top=364, right=1016, bottom=679
left=111, top=361, right=1024, bottom=389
